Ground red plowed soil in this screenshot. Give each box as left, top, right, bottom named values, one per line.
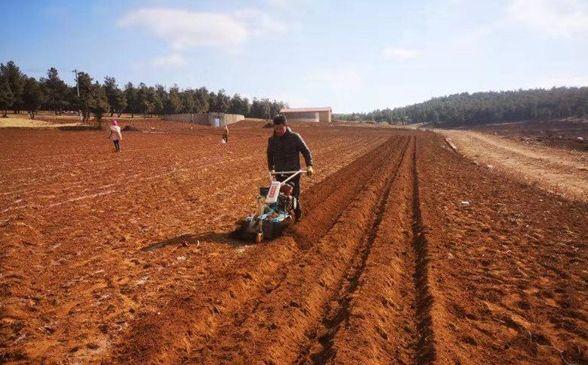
left=1, top=122, right=586, bottom=364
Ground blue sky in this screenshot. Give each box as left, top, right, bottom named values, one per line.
left=1, top=0, right=587, bottom=113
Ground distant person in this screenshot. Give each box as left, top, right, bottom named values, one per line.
left=267, top=114, right=314, bottom=220
left=222, top=125, right=229, bottom=143
left=109, top=120, right=122, bottom=152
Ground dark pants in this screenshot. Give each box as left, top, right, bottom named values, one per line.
left=276, top=173, right=302, bottom=219
left=113, top=140, right=120, bottom=152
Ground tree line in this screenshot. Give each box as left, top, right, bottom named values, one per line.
left=0, top=60, right=287, bottom=124
left=335, top=87, right=588, bottom=127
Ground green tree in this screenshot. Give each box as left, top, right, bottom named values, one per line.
left=61, top=86, right=77, bottom=114
left=42, top=68, right=69, bottom=115
left=181, top=89, right=197, bottom=114
left=269, top=100, right=286, bottom=117
left=104, top=76, right=127, bottom=117
left=0, top=77, right=14, bottom=117
left=75, top=72, right=94, bottom=122
left=250, top=98, right=271, bottom=119
left=339, top=87, right=588, bottom=126
left=153, top=85, right=167, bottom=115
left=124, top=82, right=139, bottom=117
left=137, top=83, right=155, bottom=117
left=229, top=93, right=251, bottom=115
left=90, top=82, right=110, bottom=127
left=113, top=88, right=127, bottom=117
left=195, top=87, right=210, bottom=113
left=0, top=61, right=25, bottom=114
left=210, top=89, right=230, bottom=112
left=166, top=85, right=182, bottom=114
left=241, top=97, right=251, bottom=116
left=136, top=83, right=148, bottom=117
left=22, top=77, right=44, bottom=119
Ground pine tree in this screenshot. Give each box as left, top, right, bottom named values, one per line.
left=0, top=77, right=14, bottom=118
left=124, top=82, right=138, bottom=118
left=42, top=68, right=68, bottom=115
left=104, top=76, right=126, bottom=116
left=0, top=61, right=25, bottom=113
left=22, top=77, right=44, bottom=119
left=90, top=82, right=110, bottom=128
left=166, top=85, right=182, bottom=114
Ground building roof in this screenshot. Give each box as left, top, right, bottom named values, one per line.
left=280, top=107, right=332, bottom=113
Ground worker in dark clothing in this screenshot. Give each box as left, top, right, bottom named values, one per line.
left=267, top=114, right=314, bottom=220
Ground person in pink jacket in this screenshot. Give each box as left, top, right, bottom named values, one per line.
left=109, top=120, right=122, bottom=152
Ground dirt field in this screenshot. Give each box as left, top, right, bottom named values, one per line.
left=0, top=118, right=83, bottom=129
left=440, top=130, right=588, bottom=203
left=469, top=119, right=588, bottom=152
left=1, top=121, right=586, bottom=364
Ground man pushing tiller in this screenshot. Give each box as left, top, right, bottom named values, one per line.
left=233, top=114, right=314, bottom=242
left=267, top=114, right=314, bottom=221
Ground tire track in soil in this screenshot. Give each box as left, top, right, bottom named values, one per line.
left=108, top=137, right=402, bottom=365
left=185, top=137, right=409, bottom=364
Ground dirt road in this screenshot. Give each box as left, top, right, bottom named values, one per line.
left=1, top=122, right=586, bottom=364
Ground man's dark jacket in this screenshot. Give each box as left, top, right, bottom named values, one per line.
left=267, top=128, right=313, bottom=172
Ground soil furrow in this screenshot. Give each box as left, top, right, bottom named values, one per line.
left=296, top=136, right=412, bottom=364
left=4, top=123, right=586, bottom=364
left=291, top=137, right=395, bottom=248
left=186, top=137, right=408, bottom=364
left=320, top=135, right=417, bottom=364
left=411, top=137, right=436, bottom=365
left=108, top=137, right=400, bottom=364
left=296, top=135, right=437, bottom=365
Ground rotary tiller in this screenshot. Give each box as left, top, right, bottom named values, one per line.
left=233, top=170, right=306, bottom=243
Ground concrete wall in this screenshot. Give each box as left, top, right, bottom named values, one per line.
left=318, top=110, right=331, bottom=123
left=165, top=113, right=245, bottom=127
left=282, top=111, right=319, bottom=122
left=282, top=110, right=331, bottom=122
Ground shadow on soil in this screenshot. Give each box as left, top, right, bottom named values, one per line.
left=57, top=125, right=101, bottom=131
left=141, top=231, right=256, bottom=252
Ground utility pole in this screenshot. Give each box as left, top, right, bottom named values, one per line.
left=72, top=69, right=81, bottom=120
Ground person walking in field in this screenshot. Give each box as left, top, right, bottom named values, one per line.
left=109, top=120, right=122, bottom=152
left=267, top=114, right=314, bottom=221
left=222, top=125, right=229, bottom=143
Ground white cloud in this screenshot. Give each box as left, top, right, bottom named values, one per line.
left=234, top=9, right=287, bottom=35
left=118, top=7, right=285, bottom=50
left=507, top=0, right=588, bottom=37
left=305, top=67, right=363, bottom=90
left=120, top=7, right=289, bottom=69
left=382, top=47, right=421, bottom=61
left=152, top=53, right=187, bottom=68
